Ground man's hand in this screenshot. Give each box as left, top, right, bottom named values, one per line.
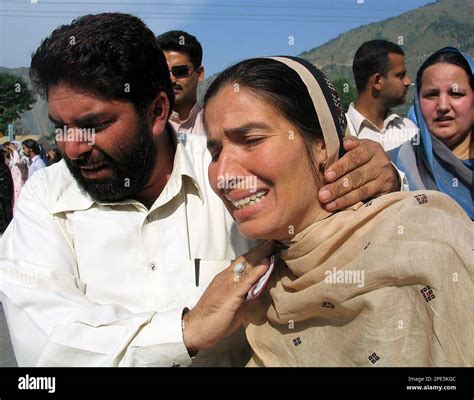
left=318, top=137, right=399, bottom=211
left=182, top=240, right=276, bottom=353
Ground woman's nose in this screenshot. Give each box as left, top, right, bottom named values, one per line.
left=214, top=150, right=249, bottom=191
left=436, top=94, right=451, bottom=113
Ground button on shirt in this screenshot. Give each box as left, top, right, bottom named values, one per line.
left=0, top=131, right=254, bottom=367
left=169, top=103, right=206, bottom=137
left=27, top=154, right=47, bottom=178
left=346, top=103, right=418, bottom=151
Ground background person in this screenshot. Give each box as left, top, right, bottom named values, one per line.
left=46, top=148, right=63, bottom=165
left=0, top=151, right=14, bottom=234
left=346, top=40, right=418, bottom=151
left=156, top=30, right=206, bottom=137
left=390, top=47, right=473, bottom=219
left=21, top=139, right=47, bottom=178
left=2, top=144, right=27, bottom=209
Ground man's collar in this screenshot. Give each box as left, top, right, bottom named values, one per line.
left=347, top=102, right=403, bottom=132
left=155, top=125, right=203, bottom=208
left=347, top=103, right=366, bottom=133
left=52, top=126, right=204, bottom=214
left=170, top=102, right=202, bottom=125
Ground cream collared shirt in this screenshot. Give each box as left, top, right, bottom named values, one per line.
left=169, top=103, right=206, bottom=137
left=346, top=103, right=418, bottom=151
left=0, top=132, right=253, bottom=367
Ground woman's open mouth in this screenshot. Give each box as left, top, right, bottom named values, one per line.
left=231, top=190, right=268, bottom=209
left=227, top=190, right=270, bottom=222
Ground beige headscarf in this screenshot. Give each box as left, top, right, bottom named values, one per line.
left=244, top=57, right=474, bottom=367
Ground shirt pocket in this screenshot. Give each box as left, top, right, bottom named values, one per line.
left=186, top=259, right=232, bottom=307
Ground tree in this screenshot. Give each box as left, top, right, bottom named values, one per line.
left=0, top=73, right=35, bottom=136
left=331, top=77, right=357, bottom=113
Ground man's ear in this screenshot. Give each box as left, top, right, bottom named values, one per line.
left=197, top=66, right=205, bottom=83
left=371, top=73, right=383, bottom=91
left=150, top=92, right=171, bottom=138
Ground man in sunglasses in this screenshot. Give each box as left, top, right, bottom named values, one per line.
left=157, top=30, right=206, bottom=137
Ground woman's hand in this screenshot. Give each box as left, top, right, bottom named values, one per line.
left=318, top=137, right=399, bottom=211
left=182, top=240, right=276, bottom=353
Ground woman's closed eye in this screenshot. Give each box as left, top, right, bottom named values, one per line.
left=244, top=136, right=265, bottom=146
left=422, top=90, right=439, bottom=98
left=449, top=90, right=466, bottom=97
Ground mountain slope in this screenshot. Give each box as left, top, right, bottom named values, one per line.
left=299, top=0, right=474, bottom=85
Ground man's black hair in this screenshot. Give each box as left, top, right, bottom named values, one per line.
left=30, top=13, right=174, bottom=113
left=352, top=39, right=405, bottom=93
left=156, top=30, right=203, bottom=69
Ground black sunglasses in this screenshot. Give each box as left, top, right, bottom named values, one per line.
left=170, top=65, right=193, bottom=78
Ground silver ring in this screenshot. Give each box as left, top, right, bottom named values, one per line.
left=232, top=262, right=247, bottom=276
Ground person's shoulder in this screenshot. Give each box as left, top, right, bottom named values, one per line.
left=22, top=160, right=75, bottom=201
left=179, top=133, right=210, bottom=161
left=400, top=116, right=419, bottom=130
left=383, top=190, right=472, bottom=227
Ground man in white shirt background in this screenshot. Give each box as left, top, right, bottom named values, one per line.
left=21, top=139, right=47, bottom=178
left=0, top=13, right=404, bottom=367
left=346, top=40, right=418, bottom=151
left=157, top=30, right=206, bottom=137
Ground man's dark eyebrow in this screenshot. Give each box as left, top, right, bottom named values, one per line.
left=47, top=112, right=112, bottom=127
left=74, top=112, right=113, bottom=126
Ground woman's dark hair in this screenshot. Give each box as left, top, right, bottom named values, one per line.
left=417, top=50, right=474, bottom=92
left=47, top=148, right=63, bottom=164
left=30, top=13, right=174, bottom=114
left=204, top=58, right=327, bottom=181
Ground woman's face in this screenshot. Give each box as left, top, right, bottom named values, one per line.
left=419, top=62, right=473, bottom=149
left=205, top=85, right=326, bottom=241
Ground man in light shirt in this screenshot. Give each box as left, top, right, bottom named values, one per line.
left=22, top=139, right=47, bottom=178
left=0, top=13, right=404, bottom=367
left=346, top=40, right=418, bottom=151
left=157, top=30, right=206, bottom=137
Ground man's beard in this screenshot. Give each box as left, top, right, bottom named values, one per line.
left=63, top=114, right=158, bottom=203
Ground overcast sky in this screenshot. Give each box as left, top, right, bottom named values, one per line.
left=0, top=0, right=434, bottom=76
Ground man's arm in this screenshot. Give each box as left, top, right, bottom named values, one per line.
left=0, top=174, right=191, bottom=367
left=318, top=137, right=402, bottom=211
